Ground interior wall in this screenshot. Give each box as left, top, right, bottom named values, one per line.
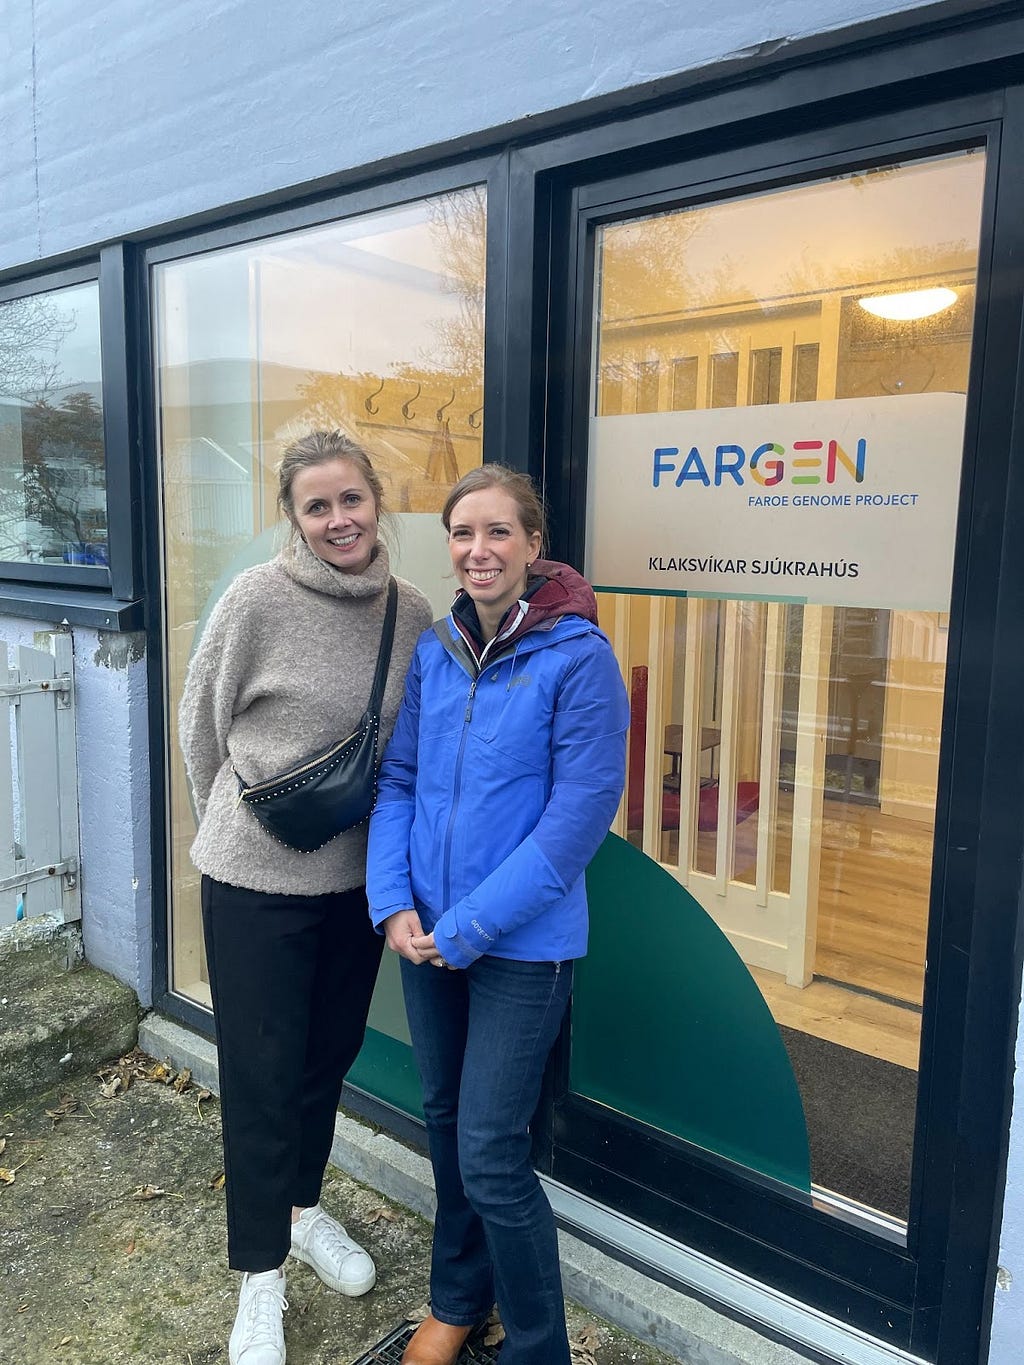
left=2, top=0, right=942, bottom=272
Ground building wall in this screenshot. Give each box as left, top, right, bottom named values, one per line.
left=4, top=0, right=1023, bottom=1359
left=74, top=628, right=152, bottom=1005
left=991, top=1008, right=1024, bottom=1358
left=3, top=0, right=939, bottom=271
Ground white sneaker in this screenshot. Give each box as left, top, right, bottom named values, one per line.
left=228, top=1267, right=288, bottom=1365
left=289, top=1203, right=376, bottom=1296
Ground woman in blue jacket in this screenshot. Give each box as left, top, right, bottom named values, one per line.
left=368, top=465, right=629, bottom=1365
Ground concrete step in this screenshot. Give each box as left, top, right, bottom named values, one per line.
left=0, top=915, right=84, bottom=995
left=0, top=961, right=140, bottom=1111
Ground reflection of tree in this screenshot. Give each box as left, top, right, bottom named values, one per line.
left=0, top=393, right=105, bottom=557
left=0, top=295, right=74, bottom=396
left=780, top=241, right=972, bottom=304
left=423, top=186, right=486, bottom=383
left=283, top=188, right=488, bottom=513
left=600, top=209, right=709, bottom=322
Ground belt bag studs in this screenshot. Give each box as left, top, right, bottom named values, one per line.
left=234, top=577, right=398, bottom=853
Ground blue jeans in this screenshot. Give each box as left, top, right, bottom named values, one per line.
left=401, top=953, right=574, bottom=1365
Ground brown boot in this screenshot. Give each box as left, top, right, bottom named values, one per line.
left=401, top=1314, right=474, bottom=1365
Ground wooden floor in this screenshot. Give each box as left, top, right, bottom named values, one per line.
left=812, top=798, right=930, bottom=1007
left=657, top=790, right=930, bottom=1069
left=750, top=966, right=921, bottom=1070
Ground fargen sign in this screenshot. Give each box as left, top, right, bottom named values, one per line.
left=585, top=392, right=966, bottom=611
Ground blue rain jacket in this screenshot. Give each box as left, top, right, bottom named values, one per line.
left=367, top=591, right=629, bottom=968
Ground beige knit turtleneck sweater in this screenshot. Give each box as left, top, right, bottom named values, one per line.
left=179, top=537, right=431, bottom=896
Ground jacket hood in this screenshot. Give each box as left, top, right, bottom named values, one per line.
left=519, top=558, right=599, bottom=629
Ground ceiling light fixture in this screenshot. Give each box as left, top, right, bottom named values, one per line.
left=857, top=287, right=958, bottom=321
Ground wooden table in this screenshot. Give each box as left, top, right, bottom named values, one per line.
left=663, top=725, right=722, bottom=786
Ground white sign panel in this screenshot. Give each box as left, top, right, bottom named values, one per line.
left=586, top=393, right=966, bottom=611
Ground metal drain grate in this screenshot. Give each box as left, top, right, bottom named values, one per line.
left=350, top=1321, right=502, bottom=1364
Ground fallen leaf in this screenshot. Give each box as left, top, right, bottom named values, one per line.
left=0, top=1169, right=15, bottom=1186
left=570, top=1323, right=600, bottom=1365
left=125, top=1237, right=136, bottom=1255
left=482, top=1320, right=506, bottom=1347
left=172, top=1067, right=192, bottom=1094
left=298, top=1281, right=323, bottom=1315
left=0, top=1137, right=6, bottom=1156
left=99, top=1076, right=122, bottom=1100
left=405, top=1303, right=430, bottom=1324
left=57, top=1337, right=73, bottom=1348
left=45, top=1096, right=78, bottom=1123
left=131, top=1184, right=165, bottom=1201
left=209, top=1171, right=226, bottom=1191
left=195, top=1088, right=212, bottom=1120
left=145, top=1062, right=173, bottom=1085
left=366, top=1204, right=398, bottom=1224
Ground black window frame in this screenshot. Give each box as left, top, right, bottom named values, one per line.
left=0, top=249, right=144, bottom=628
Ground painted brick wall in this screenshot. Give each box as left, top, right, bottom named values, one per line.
left=73, top=627, right=152, bottom=1005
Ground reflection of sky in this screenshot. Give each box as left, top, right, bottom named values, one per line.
left=156, top=195, right=481, bottom=375
left=4, top=281, right=103, bottom=392
left=601, top=151, right=987, bottom=316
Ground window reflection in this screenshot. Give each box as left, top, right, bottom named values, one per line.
left=0, top=283, right=106, bottom=567
left=155, top=187, right=487, bottom=1011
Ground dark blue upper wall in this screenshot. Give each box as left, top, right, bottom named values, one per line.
left=2, top=0, right=939, bottom=271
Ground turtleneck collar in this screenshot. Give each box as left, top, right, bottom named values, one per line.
left=278, top=536, right=391, bottom=599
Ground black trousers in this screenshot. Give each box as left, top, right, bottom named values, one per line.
left=201, top=875, right=384, bottom=1273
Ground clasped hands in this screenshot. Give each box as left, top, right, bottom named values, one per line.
left=383, top=909, right=458, bottom=969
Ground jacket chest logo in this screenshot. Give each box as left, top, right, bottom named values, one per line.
left=491, top=671, right=532, bottom=688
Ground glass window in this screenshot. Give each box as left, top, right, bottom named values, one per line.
left=154, top=188, right=487, bottom=1067
left=581, top=149, right=985, bottom=1225
left=0, top=282, right=106, bottom=568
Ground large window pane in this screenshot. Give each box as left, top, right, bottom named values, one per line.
left=155, top=189, right=487, bottom=1060
left=581, top=150, right=984, bottom=1222
left=0, top=282, right=106, bottom=566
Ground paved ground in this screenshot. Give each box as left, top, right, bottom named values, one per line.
left=0, top=1049, right=678, bottom=1364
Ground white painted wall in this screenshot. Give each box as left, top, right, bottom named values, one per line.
left=2, top=0, right=940, bottom=271
left=73, top=627, right=152, bottom=1005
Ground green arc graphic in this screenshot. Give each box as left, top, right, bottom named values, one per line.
left=575, top=833, right=811, bottom=1192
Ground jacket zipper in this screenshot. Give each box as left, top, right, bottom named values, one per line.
left=437, top=625, right=540, bottom=913
left=433, top=613, right=596, bottom=940
left=441, top=673, right=478, bottom=915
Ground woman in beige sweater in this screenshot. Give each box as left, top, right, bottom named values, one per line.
left=179, top=431, right=430, bottom=1365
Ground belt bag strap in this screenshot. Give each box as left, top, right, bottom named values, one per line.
left=365, top=576, right=398, bottom=724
